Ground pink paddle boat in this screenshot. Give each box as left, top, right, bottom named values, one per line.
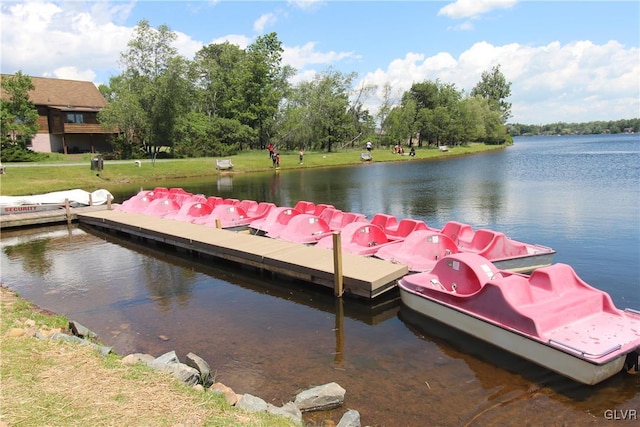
left=398, top=252, right=640, bottom=385
left=439, top=221, right=555, bottom=273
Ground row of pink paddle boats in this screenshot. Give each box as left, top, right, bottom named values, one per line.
left=116, top=187, right=640, bottom=384
left=118, top=186, right=555, bottom=273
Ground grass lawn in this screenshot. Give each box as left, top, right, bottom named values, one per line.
left=0, top=144, right=506, bottom=196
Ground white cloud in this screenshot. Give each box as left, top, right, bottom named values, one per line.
left=282, top=41, right=356, bottom=70
left=359, top=40, right=640, bottom=124
left=253, top=12, right=277, bottom=33
left=209, top=34, right=253, bottom=50
left=1, top=1, right=132, bottom=84
left=46, top=66, right=96, bottom=82
left=287, top=0, right=325, bottom=12
left=439, top=0, right=518, bottom=19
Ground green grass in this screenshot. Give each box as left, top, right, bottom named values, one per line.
left=0, top=287, right=297, bottom=427
left=0, top=144, right=506, bottom=196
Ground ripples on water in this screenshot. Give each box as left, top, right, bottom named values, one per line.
left=2, top=134, right=639, bottom=426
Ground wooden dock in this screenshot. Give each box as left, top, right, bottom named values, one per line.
left=78, top=210, right=408, bottom=299
left=0, top=205, right=112, bottom=229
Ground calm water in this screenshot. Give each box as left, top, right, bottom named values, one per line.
left=2, top=134, right=639, bottom=426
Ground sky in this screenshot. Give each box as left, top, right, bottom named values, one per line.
left=1, top=0, right=638, bottom=124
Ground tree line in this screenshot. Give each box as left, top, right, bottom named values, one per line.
left=96, top=20, right=514, bottom=158
left=508, top=119, right=640, bottom=136
left=4, top=20, right=635, bottom=162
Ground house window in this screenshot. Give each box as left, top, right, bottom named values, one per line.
left=66, top=113, right=84, bottom=123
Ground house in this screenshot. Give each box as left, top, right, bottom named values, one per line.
left=1, top=74, right=115, bottom=154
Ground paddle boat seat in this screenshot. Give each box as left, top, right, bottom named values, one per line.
left=275, top=214, right=332, bottom=244
left=385, top=218, right=429, bottom=239
left=478, top=263, right=617, bottom=337
left=117, top=194, right=153, bottom=213
left=294, top=200, right=316, bottom=214
left=312, top=203, right=335, bottom=216
left=375, top=230, right=458, bottom=271
left=164, top=198, right=211, bottom=221
left=440, top=221, right=474, bottom=246
left=143, top=198, right=181, bottom=217
left=237, top=199, right=259, bottom=214
left=319, top=207, right=338, bottom=224
left=206, top=196, right=224, bottom=207
left=345, top=223, right=392, bottom=255
left=461, top=229, right=530, bottom=259
left=425, top=253, right=500, bottom=295
left=370, top=213, right=398, bottom=230
left=250, top=207, right=302, bottom=235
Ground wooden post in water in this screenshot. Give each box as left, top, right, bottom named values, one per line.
left=65, top=199, right=71, bottom=225
left=88, top=193, right=93, bottom=206
left=332, top=232, right=344, bottom=297
left=215, top=218, right=222, bottom=229
left=107, top=195, right=112, bottom=210
left=334, top=297, right=344, bottom=362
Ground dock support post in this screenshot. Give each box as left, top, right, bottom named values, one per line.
left=215, top=218, right=222, bottom=229
left=65, top=199, right=71, bottom=225
left=332, top=232, right=344, bottom=297
left=107, top=195, right=112, bottom=210
left=334, top=298, right=344, bottom=363
left=88, top=193, right=93, bottom=206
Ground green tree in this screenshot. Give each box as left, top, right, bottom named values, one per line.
left=0, top=71, right=39, bottom=159
left=470, top=64, right=512, bottom=123
left=100, top=19, right=188, bottom=157
left=242, top=33, right=293, bottom=149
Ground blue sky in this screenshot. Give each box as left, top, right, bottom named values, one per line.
left=1, top=0, right=638, bottom=124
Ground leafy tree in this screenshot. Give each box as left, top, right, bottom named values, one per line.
left=471, top=64, right=512, bottom=123
left=1, top=71, right=39, bottom=160
left=99, top=19, right=189, bottom=157
left=241, top=33, right=293, bottom=149
left=192, top=42, right=246, bottom=119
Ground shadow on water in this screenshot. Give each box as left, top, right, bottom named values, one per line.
left=79, top=224, right=401, bottom=326
left=398, top=306, right=640, bottom=422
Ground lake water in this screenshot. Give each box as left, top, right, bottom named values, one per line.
left=2, top=134, right=639, bottom=426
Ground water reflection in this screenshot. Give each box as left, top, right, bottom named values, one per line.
left=2, top=134, right=639, bottom=426
left=398, top=306, right=640, bottom=423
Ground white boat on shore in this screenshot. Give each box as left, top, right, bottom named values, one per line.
left=0, top=189, right=113, bottom=215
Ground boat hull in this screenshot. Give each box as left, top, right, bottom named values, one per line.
left=491, top=251, right=555, bottom=273
left=399, top=287, right=629, bottom=385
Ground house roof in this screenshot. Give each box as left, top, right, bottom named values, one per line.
left=1, top=74, right=107, bottom=109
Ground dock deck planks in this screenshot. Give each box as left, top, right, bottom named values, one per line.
left=78, top=210, right=408, bottom=299
left=1, top=205, right=111, bottom=229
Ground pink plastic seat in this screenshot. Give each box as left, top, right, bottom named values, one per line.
left=375, top=230, right=459, bottom=271
left=440, top=221, right=474, bottom=246
left=319, top=207, right=338, bottom=224
left=370, top=213, right=398, bottom=230
left=164, top=201, right=213, bottom=221
left=386, top=218, right=429, bottom=239
left=294, top=200, right=316, bottom=214
left=143, top=198, right=180, bottom=217
left=461, top=229, right=530, bottom=260
left=275, top=214, right=332, bottom=244
left=238, top=200, right=259, bottom=215
left=249, top=207, right=302, bottom=235
left=206, top=196, right=224, bottom=207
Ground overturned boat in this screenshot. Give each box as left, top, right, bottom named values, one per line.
left=398, top=252, right=640, bottom=385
